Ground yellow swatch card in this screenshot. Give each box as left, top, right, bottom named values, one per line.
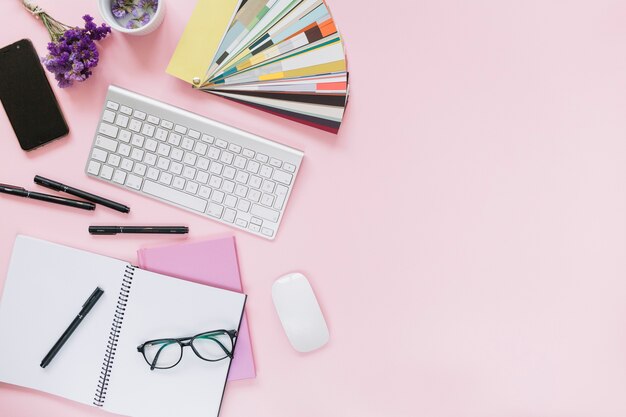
left=166, top=0, right=240, bottom=85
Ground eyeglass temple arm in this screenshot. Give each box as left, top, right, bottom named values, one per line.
left=196, top=333, right=235, bottom=357
left=150, top=342, right=174, bottom=371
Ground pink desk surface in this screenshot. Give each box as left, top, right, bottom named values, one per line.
left=2, top=0, right=626, bottom=416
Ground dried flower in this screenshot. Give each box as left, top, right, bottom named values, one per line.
left=112, top=0, right=158, bottom=29
left=112, top=0, right=135, bottom=18
left=22, top=1, right=111, bottom=88
left=126, top=13, right=151, bottom=29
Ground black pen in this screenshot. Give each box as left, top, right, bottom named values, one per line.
left=34, top=175, right=130, bottom=213
left=41, top=287, right=104, bottom=368
left=89, top=226, right=189, bottom=235
left=0, top=183, right=95, bottom=211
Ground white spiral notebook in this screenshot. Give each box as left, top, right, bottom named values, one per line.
left=0, top=235, right=246, bottom=417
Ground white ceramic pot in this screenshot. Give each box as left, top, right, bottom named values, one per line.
left=97, top=0, right=165, bottom=36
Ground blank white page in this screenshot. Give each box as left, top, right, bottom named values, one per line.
left=0, top=235, right=127, bottom=406
left=104, top=267, right=246, bottom=417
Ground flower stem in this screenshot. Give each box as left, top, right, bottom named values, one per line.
left=22, top=0, right=71, bottom=42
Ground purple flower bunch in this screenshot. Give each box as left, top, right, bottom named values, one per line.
left=112, top=0, right=159, bottom=29
left=41, top=15, right=111, bottom=88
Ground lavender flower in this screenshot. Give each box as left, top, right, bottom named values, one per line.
left=125, top=13, right=151, bottom=29
left=138, top=0, right=159, bottom=13
left=39, top=15, right=111, bottom=88
left=112, top=0, right=135, bottom=18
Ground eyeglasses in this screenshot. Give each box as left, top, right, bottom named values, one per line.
left=137, top=329, right=237, bottom=370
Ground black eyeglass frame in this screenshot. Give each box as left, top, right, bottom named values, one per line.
left=137, top=329, right=238, bottom=370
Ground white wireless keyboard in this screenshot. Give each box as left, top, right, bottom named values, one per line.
left=85, top=85, right=304, bottom=239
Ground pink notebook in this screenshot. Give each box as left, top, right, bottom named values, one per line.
left=137, top=236, right=255, bottom=381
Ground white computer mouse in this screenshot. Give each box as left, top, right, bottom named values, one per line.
left=272, top=272, right=329, bottom=353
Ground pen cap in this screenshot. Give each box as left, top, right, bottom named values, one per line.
left=34, top=176, right=64, bottom=191
left=81, top=287, right=104, bottom=314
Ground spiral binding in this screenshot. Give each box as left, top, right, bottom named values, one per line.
left=93, top=265, right=135, bottom=407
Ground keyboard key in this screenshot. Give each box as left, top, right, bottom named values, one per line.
left=197, top=157, right=210, bottom=171
left=223, top=166, right=236, bottom=180
left=248, top=189, right=261, bottom=202
left=183, top=166, right=196, bottom=179
left=259, top=165, right=273, bottom=178
left=269, top=158, right=282, bottom=167
left=185, top=181, right=199, bottom=194
left=273, top=170, right=293, bottom=185
left=184, top=152, right=197, bottom=165
left=242, top=148, right=255, bottom=158
left=108, top=154, right=121, bottom=167
left=224, top=195, right=237, bottom=208
left=237, top=199, right=250, bottom=212
left=145, top=138, right=158, bottom=152
left=235, top=184, right=248, bottom=198
left=194, top=141, right=208, bottom=155
left=188, top=129, right=200, bottom=139
left=157, top=143, right=171, bottom=156
left=115, top=114, right=129, bottom=128
left=246, top=160, right=260, bottom=174
left=234, top=156, right=247, bottom=169
left=249, top=175, right=262, bottom=189
left=119, top=105, right=132, bottom=115
left=113, top=169, right=127, bottom=184
left=198, top=186, right=211, bottom=199
left=228, top=143, right=242, bottom=153
left=182, top=137, right=194, bottom=151
left=274, top=184, right=288, bottom=210
left=283, top=162, right=296, bottom=173
left=160, top=119, right=173, bottom=129
left=209, top=175, right=222, bottom=188
left=249, top=224, right=261, bottom=233
left=211, top=190, right=225, bottom=203
left=223, top=208, right=236, bottom=223
left=261, top=193, right=275, bottom=206
left=147, top=115, right=160, bottom=125
left=119, top=130, right=132, bottom=142
left=251, top=204, right=280, bottom=222
left=106, top=100, right=119, bottom=111
left=119, top=144, right=131, bottom=157
left=174, top=124, right=187, bottom=134
left=215, top=138, right=228, bottom=148
left=171, top=148, right=184, bottom=161
left=103, top=109, right=116, bottom=123
left=207, top=146, right=220, bottom=159
left=157, top=157, right=170, bottom=170
left=235, top=171, right=249, bottom=183
left=261, top=180, right=275, bottom=194
left=172, top=176, right=185, bottom=190
left=196, top=171, right=209, bottom=184
left=144, top=180, right=207, bottom=212
left=95, top=135, right=118, bottom=152
left=261, top=227, right=274, bottom=237
left=131, top=134, right=145, bottom=147
left=206, top=202, right=224, bottom=218
left=155, top=128, right=168, bottom=141
left=222, top=180, right=235, bottom=194
left=131, top=148, right=144, bottom=161
left=146, top=167, right=159, bottom=180
left=91, top=148, right=108, bottom=162
left=121, top=158, right=134, bottom=171
left=168, top=132, right=182, bottom=146
left=133, top=110, right=146, bottom=120
left=98, top=123, right=119, bottom=138
left=125, top=174, right=142, bottom=190
left=170, top=162, right=183, bottom=175
left=256, top=153, right=268, bottom=163
left=133, top=163, right=147, bottom=176
left=235, top=218, right=248, bottom=228
left=144, top=152, right=157, bottom=166
left=87, top=160, right=101, bottom=175
left=220, top=151, right=234, bottom=165
left=201, top=134, right=214, bottom=143
left=101, top=165, right=114, bottom=180
left=250, top=217, right=262, bottom=226
left=209, top=162, right=223, bottom=175
left=142, top=123, right=155, bottom=137
left=158, top=172, right=173, bottom=185
left=129, top=119, right=142, bottom=132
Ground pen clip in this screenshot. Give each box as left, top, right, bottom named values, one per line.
left=83, top=287, right=103, bottom=308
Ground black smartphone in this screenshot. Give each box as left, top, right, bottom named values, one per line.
left=0, top=39, right=69, bottom=151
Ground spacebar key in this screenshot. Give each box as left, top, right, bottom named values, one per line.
left=143, top=180, right=207, bottom=212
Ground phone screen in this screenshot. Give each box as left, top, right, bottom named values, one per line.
left=0, top=39, right=69, bottom=151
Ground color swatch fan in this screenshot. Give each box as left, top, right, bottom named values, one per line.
left=167, top=0, right=349, bottom=133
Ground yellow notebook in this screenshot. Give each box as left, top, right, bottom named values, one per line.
left=166, top=0, right=240, bottom=85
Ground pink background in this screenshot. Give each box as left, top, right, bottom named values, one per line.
left=1, top=0, right=626, bottom=416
